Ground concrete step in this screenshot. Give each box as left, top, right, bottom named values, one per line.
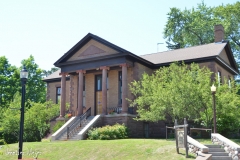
left=204, top=144, right=221, bottom=148
left=211, top=156, right=231, bottom=160
left=57, top=116, right=95, bottom=141
left=209, top=148, right=225, bottom=152
left=209, top=152, right=228, bottom=156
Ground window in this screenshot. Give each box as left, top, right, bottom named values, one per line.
left=228, top=76, right=231, bottom=88
left=96, top=75, right=102, bottom=91
left=83, top=76, right=86, bottom=107
left=95, top=74, right=108, bottom=91
left=119, top=71, right=122, bottom=105
left=56, top=87, right=61, bottom=104
left=217, top=71, right=222, bottom=85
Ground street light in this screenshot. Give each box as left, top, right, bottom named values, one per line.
left=211, top=84, right=217, bottom=133
left=18, top=66, right=28, bottom=160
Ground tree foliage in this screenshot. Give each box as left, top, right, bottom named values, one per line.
left=129, top=62, right=240, bottom=135
left=1, top=92, right=59, bottom=143
left=129, top=63, right=212, bottom=122
left=0, top=56, right=19, bottom=108
left=163, top=1, right=240, bottom=63
left=0, top=55, right=54, bottom=108
left=214, top=80, right=240, bottom=135
left=21, top=55, right=46, bottom=105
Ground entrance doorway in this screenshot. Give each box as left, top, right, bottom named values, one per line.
left=95, top=75, right=102, bottom=115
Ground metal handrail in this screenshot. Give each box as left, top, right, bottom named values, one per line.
left=67, top=107, right=91, bottom=139
left=107, top=107, right=122, bottom=114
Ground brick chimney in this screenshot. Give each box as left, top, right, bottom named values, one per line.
left=214, top=24, right=224, bottom=43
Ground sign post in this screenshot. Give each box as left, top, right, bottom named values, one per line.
left=174, top=118, right=188, bottom=158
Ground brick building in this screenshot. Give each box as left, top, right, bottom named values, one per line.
left=44, top=25, right=238, bottom=138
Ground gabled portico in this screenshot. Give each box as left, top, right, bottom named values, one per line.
left=54, top=33, right=141, bottom=117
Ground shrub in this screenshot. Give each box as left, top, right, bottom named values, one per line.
left=52, top=121, right=65, bottom=133
left=87, top=123, right=128, bottom=140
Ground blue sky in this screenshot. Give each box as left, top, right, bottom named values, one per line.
left=0, top=0, right=238, bottom=70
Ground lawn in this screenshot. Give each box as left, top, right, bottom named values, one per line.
left=0, top=139, right=212, bottom=160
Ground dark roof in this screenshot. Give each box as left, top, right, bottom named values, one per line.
left=140, top=43, right=226, bottom=64
left=140, top=41, right=238, bottom=74
left=54, top=33, right=132, bottom=65
left=45, top=34, right=238, bottom=80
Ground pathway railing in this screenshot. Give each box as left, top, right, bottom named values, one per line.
left=212, top=133, right=240, bottom=160
left=67, top=107, right=91, bottom=139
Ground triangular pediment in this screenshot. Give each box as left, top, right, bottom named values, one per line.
left=81, top=45, right=106, bottom=56
left=67, top=39, right=119, bottom=61
left=54, top=33, right=131, bottom=65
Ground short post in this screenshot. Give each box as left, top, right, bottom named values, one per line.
left=67, top=127, right=69, bottom=139
left=174, top=119, right=179, bottom=154
left=166, top=126, right=167, bottom=140
left=184, top=118, right=188, bottom=158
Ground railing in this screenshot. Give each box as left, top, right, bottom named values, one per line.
left=107, top=107, right=135, bottom=114
left=212, top=133, right=240, bottom=159
left=187, top=136, right=209, bottom=154
left=107, top=107, right=122, bottom=114
left=67, top=107, right=91, bottom=139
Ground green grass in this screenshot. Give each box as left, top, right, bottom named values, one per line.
left=0, top=139, right=212, bottom=160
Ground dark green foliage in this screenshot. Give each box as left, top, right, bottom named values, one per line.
left=1, top=93, right=59, bottom=144
left=0, top=56, right=20, bottom=108
left=87, top=123, right=128, bottom=140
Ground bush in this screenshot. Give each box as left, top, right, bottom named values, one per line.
left=87, top=123, right=128, bottom=140
left=52, top=121, right=65, bottom=133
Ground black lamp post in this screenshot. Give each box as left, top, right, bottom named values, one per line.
left=211, top=84, right=217, bottom=133
left=18, top=66, right=28, bottom=160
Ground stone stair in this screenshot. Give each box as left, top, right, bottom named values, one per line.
left=205, top=145, right=231, bottom=160
left=58, top=116, right=94, bottom=141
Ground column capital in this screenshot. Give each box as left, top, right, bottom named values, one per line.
left=76, top=70, right=86, bottom=74
left=100, top=66, right=110, bottom=70
left=59, top=72, right=68, bottom=76
left=119, top=63, right=130, bottom=67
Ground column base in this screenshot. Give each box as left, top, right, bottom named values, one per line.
left=56, top=116, right=66, bottom=121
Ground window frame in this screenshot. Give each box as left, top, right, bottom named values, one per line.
left=56, top=87, right=61, bottom=104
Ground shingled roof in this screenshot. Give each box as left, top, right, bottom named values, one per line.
left=140, top=42, right=226, bottom=64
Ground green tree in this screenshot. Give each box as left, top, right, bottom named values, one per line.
left=0, top=56, right=19, bottom=108
left=1, top=92, right=59, bottom=143
left=21, top=55, right=46, bottom=105
left=163, top=2, right=240, bottom=64
left=129, top=62, right=240, bottom=135
left=129, top=63, right=212, bottom=122
left=215, top=80, right=240, bottom=135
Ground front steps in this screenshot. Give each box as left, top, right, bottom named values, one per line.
left=204, top=145, right=231, bottom=160
left=57, top=116, right=94, bottom=141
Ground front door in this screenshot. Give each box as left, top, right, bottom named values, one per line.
left=95, top=75, right=102, bottom=115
